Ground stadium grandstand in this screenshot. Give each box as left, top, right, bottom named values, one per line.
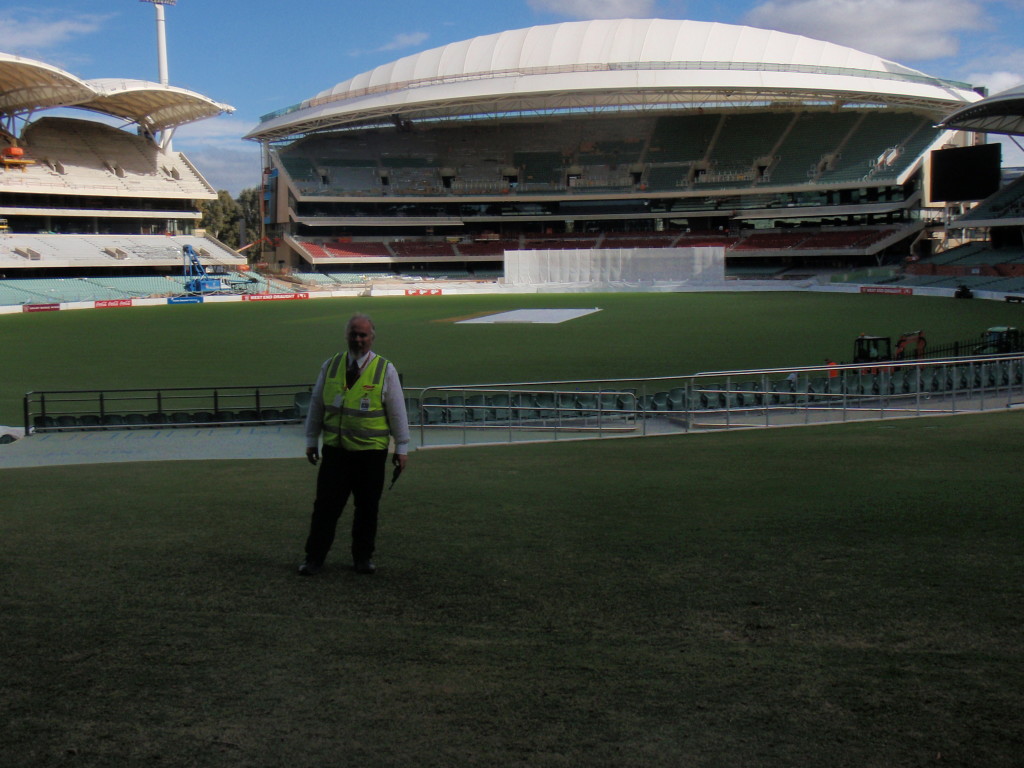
left=245, top=18, right=992, bottom=289
left=886, top=85, right=1024, bottom=294
left=0, top=51, right=245, bottom=303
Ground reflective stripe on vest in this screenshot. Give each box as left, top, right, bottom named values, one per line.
left=321, top=352, right=390, bottom=450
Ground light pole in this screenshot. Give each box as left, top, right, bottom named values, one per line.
left=139, top=0, right=176, bottom=86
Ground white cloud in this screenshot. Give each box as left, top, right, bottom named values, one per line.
left=181, top=145, right=263, bottom=196
left=743, top=0, right=986, bottom=61
left=527, top=0, right=657, bottom=19
left=967, top=70, right=1024, bottom=96
left=350, top=31, right=430, bottom=57
left=0, top=9, right=108, bottom=57
left=173, top=117, right=262, bottom=195
left=174, top=116, right=257, bottom=145
left=377, top=32, right=429, bottom=53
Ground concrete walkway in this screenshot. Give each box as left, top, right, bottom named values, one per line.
left=0, top=424, right=311, bottom=469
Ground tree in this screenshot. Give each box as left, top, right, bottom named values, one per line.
left=199, top=190, right=241, bottom=248
left=236, top=186, right=262, bottom=248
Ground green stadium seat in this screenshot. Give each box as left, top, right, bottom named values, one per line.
left=32, top=416, right=55, bottom=431
left=667, top=388, right=687, bottom=412
left=650, top=391, right=671, bottom=411
left=948, top=367, right=970, bottom=391
left=575, top=393, right=599, bottom=417
left=465, top=394, right=492, bottom=421
left=1003, top=360, right=1019, bottom=385
left=734, top=383, right=762, bottom=407
left=512, top=392, right=539, bottom=420
left=445, top=395, right=466, bottom=423
left=697, top=386, right=720, bottom=409
left=534, top=392, right=557, bottom=418
left=420, top=397, right=445, bottom=424
left=488, top=393, right=512, bottom=421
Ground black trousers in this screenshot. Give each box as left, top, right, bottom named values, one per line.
left=304, top=445, right=388, bottom=565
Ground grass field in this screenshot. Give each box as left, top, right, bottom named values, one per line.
left=2, top=414, right=1022, bottom=767
left=3, top=291, right=1023, bottom=766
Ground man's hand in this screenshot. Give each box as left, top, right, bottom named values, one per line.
left=306, top=446, right=320, bottom=466
left=393, top=453, right=407, bottom=471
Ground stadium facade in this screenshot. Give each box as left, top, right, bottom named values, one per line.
left=246, top=18, right=986, bottom=282
left=0, top=51, right=243, bottom=299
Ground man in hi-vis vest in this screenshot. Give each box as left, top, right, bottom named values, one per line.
left=299, top=313, right=409, bottom=575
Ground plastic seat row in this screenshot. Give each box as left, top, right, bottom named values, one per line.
left=682, top=361, right=1024, bottom=411
left=32, top=408, right=303, bottom=432
left=412, top=390, right=638, bottom=425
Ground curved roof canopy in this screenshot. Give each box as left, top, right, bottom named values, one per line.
left=938, top=83, right=1024, bottom=136
left=0, top=52, right=233, bottom=133
left=80, top=79, right=234, bottom=132
left=248, top=18, right=980, bottom=142
left=0, top=52, right=95, bottom=113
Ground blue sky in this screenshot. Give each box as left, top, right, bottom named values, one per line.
left=4, top=0, right=1024, bottom=194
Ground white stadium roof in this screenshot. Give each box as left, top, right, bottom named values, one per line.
left=0, top=52, right=233, bottom=133
left=248, top=18, right=981, bottom=142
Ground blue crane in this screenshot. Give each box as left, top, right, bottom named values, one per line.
left=182, top=244, right=224, bottom=294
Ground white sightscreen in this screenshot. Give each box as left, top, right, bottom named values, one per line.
left=504, top=247, right=725, bottom=286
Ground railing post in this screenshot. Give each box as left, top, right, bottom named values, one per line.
left=641, top=382, right=648, bottom=436
left=419, top=386, right=427, bottom=449
left=725, top=375, right=732, bottom=429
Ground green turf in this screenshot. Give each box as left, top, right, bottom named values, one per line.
left=3, top=291, right=1024, bottom=425
left=1, top=413, right=1021, bottom=766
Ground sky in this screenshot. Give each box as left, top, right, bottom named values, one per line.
left=4, top=0, right=1024, bottom=195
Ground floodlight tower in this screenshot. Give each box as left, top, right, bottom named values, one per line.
left=139, top=0, right=176, bottom=85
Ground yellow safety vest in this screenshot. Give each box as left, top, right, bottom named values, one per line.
left=321, top=352, right=391, bottom=451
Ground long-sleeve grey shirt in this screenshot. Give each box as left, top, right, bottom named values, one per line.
left=304, top=350, right=410, bottom=455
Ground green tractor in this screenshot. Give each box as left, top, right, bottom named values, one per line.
left=975, top=326, right=1022, bottom=355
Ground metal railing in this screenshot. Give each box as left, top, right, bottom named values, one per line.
left=409, top=354, right=1024, bottom=448
left=24, top=383, right=312, bottom=433
left=24, top=354, right=1024, bottom=445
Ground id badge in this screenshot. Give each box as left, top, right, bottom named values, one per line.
left=360, top=397, right=371, bottom=412
left=332, top=394, right=343, bottom=408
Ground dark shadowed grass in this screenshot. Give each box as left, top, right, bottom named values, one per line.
left=2, top=413, right=1022, bottom=766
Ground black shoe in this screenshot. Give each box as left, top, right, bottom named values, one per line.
left=298, top=560, right=323, bottom=576
left=354, top=560, right=376, bottom=575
